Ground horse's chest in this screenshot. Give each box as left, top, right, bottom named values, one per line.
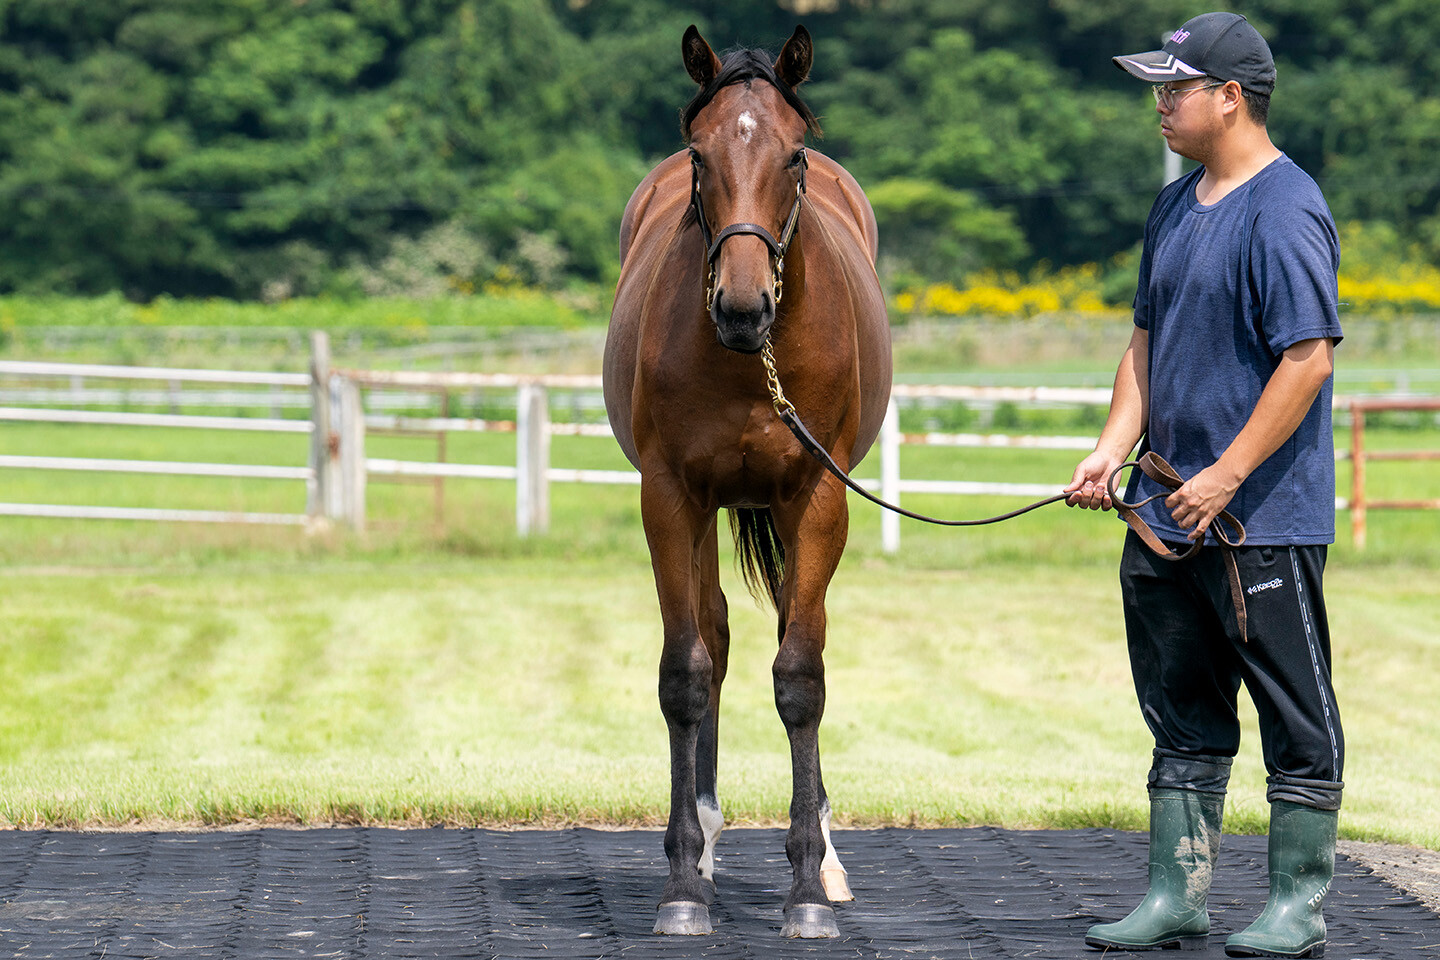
left=653, top=404, right=797, bottom=504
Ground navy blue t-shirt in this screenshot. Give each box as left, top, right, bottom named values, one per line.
left=1128, top=154, right=1342, bottom=546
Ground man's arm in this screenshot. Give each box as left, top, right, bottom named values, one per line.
left=1066, top=326, right=1149, bottom=510
left=1166, top=337, right=1335, bottom=539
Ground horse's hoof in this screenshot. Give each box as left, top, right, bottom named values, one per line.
left=654, top=901, right=713, bottom=935
left=822, top=867, right=854, bottom=902
left=700, top=876, right=717, bottom=905
left=781, top=903, right=840, bottom=939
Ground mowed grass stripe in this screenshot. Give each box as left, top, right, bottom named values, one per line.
left=0, top=557, right=1434, bottom=850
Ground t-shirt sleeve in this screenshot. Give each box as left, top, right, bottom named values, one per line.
left=1250, top=186, right=1343, bottom=354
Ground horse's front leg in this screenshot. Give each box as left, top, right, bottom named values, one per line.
left=771, top=476, right=849, bottom=938
left=642, top=472, right=716, bottom=935
left=818, top=782, right=853, bottom=901
left=694, top=518, right=730, bottom=899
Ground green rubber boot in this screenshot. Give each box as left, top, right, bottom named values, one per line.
left=1225, top=801, right=1338, bottom=959
left=1086, top=788, right=1225, bottom=952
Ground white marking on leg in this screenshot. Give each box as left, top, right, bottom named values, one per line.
left=818, top=798, right=853, bottom=901
left=737, top=111, right=757, bottom=143
left=697, top=797, right=724, bottom=881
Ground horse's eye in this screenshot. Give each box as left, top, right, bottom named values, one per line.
left=788, top=149, right=806, bottom=168
left=689, top=149, right=703, bottom=168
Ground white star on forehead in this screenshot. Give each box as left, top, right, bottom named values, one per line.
left=737, top=111, right=757, bottom=143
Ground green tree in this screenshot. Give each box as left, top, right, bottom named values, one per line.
left=865, top=178, right=1028, bottom=281
left=810, top=26, right=1156, bottom=267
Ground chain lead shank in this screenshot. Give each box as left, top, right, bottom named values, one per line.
left=761, top=336, right=796, bottom=417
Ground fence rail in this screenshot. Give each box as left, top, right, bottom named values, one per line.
left=0, top=406, right=311, bottom=432
left=0, top=360, right=310, bottom=386
left=0, top=455, right=312, bottom=481
left=0, top=503, right=309, bottom=525
left=2, top=340, right=1436, bottom=550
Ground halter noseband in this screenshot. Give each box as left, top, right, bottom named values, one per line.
left=690, top=147, right=807, bottom=311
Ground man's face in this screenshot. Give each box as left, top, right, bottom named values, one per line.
left=1153, top=78, right=1228, bottom=162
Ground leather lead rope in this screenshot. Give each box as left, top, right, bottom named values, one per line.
left=761, top=338, right=1068, bottom=527
left=761, top=337, right=1252, bottom=639
left=1107, top=454, right=1250, bottom=639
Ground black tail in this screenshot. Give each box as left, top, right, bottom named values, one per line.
left=728, top=508, right=784, bottom=610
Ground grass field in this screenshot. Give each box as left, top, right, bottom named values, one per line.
left=1, top=422, right=1437, bottom=848
left=1, top=550, right=1436, bottom=849
left=2, top=318, right=1437, bottom=846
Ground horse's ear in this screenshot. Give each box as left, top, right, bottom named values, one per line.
left=774, top=25, right=813, bottom=88
left=683, top=25, right=720, bottom=86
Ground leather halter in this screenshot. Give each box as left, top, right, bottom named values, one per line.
left=690, top=148, right=807, bottom=310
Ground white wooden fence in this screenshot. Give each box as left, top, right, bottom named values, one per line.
left=1, top=335, right=1113, bottom=551
left=0, top=352, right=320, bottom=527
left=325, top=369, right=1105, bottom=550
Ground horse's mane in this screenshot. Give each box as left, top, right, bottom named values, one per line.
left=680, top=47, right=822, bottom=142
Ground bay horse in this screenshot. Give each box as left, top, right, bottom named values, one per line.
left=603, top=24, right=892, bottom=938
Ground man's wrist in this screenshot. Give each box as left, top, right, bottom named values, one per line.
left=1210, top=454, right=1248, bottom=493
left=1095, top=435, right=1139, bottom=463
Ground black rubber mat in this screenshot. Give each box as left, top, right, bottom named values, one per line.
left=0, top=827, right=1435, bottom=958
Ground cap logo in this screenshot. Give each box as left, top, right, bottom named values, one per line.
left=1169, top=29, right=1191, bottom=44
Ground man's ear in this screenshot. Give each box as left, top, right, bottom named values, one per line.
left=1220, top=80, right=1245, bottom=117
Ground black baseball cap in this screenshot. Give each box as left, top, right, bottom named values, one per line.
left=1113, top=12, right=1275, bottom=95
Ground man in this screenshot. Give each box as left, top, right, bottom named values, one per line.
left=1065, top=13, right=1344, bottom=959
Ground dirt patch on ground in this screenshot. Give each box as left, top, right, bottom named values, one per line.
left=1340, top=840, right=1440, bottom=915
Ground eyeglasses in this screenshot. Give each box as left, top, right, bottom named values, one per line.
left=1151, top=79, right=1227, bottom=110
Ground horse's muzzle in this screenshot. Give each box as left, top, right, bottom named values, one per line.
left=711, top=288, right=775, bottom=354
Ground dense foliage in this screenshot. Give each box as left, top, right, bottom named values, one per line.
left=1, top=0, right=1437, bottom=301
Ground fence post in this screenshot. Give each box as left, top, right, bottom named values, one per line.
left=307, top=332, right=332, bottom=525
left=337, top=376, right=366, bottom=533
left=1350, top=403, right=1366, bottom=551
left=516, top=383, right=550, bottom=536
left=881, top=395, right=900, bottom=554
left=435, top=388, right=449, bottom=531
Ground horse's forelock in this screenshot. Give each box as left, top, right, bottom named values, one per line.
left=680, top=46, right=821, bottom=142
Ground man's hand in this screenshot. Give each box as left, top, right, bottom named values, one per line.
left=1065, top=450, right=1124, bottom=510
left=1165, top=462, right=1242, bottom=541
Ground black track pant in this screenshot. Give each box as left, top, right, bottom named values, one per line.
left=1119, top=530, right=1344, bottom=810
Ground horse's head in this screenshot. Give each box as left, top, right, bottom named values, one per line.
left=681, top=25, right=819, bottom=354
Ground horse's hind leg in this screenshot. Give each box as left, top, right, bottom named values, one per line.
left=643, top=474, right=716, bottom=935
left=771, top=477, right=850, bottom=938
left=694, top=518, right=730, bottom=899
